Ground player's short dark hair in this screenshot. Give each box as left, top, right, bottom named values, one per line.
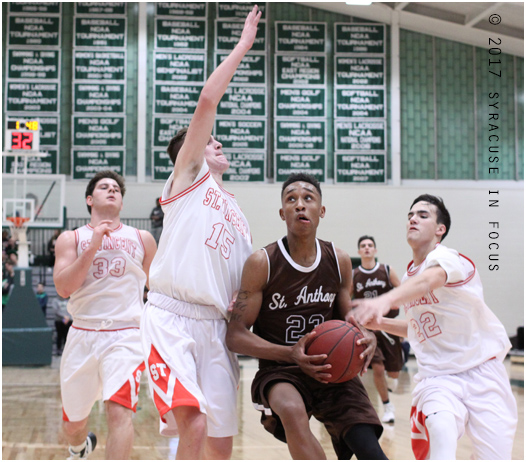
left=410, top=194, right=451, bottom=241
left=85, top=170, right=126, bottom=215
left=281, top=173, right=322, bottom=198
left=167, top=127, right=188, bottom=165
left=357, top=235, right=376, bottom=248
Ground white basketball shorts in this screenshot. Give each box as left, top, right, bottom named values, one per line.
left=140, top=301, right=240, bottom=438
left=60, top=326, right=145, bottom=422
left=410, top=358, right=517, bottom=460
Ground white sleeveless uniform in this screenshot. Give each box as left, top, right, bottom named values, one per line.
left=148, top=161, right=252, bottom=316
left=61, top=223, right=147, bottom=422
left=404, top=244, right=516, bottom=460
left=142, top=161, right=252, bottom=438
left=67, top=223, right=146, bottom=328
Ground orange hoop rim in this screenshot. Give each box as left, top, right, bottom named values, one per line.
left=6, top=216, right=30, bottom=228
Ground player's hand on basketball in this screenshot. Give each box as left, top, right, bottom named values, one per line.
left=291, top=332, right=332, bottom=383
left=239, top=5, right=262, bottom=51
left=347, top=315, right=377, bottom=375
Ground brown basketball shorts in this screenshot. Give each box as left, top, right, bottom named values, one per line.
left=251, top=365, right=383, bottom=459
left=370, top=330, right=404, bottom=372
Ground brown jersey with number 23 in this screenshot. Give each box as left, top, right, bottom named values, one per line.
left=254, top=237, right=342, bottom=369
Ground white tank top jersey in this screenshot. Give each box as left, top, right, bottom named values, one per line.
left=67, top=224, right=147, bottom=328
left=148, top=161, right=252, bottom=319
left=402, top=243, right=511, bottom=381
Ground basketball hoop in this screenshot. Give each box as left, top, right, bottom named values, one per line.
left=7, top=216, right=30, bottom=228
left=6, top=216, right=30, bottom=243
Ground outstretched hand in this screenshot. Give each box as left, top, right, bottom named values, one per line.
left=239, top=5, right=262, bottom=51
left=351, top=296, right=391, bottom=327
left=291, top=331, right=332, bottom=384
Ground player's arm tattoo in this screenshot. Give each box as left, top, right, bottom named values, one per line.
left=230, top=290, right=250, bottom=323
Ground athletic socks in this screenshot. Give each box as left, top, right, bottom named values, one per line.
left=67, top=432, right=97, bottom=460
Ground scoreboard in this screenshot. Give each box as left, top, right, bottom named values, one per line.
left=5, top=118, right=40, bottom=153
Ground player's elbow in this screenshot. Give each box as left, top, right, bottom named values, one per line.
left=53, top=276, right=71, bottom=298
left=198, top=87, right=220, bottom=110
left=225, top=327, right=237, bottom=352
left=225, top=324, right=244, bottom=354
left=56, top=287, right=71, bottom=298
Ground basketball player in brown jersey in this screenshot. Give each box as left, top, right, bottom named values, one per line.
left=352, top=236, right=403, bottom=424
left=227, top=173, right=388, bottom=460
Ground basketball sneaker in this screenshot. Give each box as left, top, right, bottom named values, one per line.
left=381, top=402, right=395, bottom=424
left=67, top=432, right=97, bottom=460
left=386, top=376, right=399, bottom=393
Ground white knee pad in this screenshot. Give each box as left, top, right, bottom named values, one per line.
left=426, top=411, right=458, bottom=460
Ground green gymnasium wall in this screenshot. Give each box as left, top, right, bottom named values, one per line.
left=400, top=29, right=524, bottom=181
left=400, top=30, right=435, bottom=179
left=2, top=3, right=523, bottom=182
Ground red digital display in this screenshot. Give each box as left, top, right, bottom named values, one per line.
left=11, top=132, right=33, bottom=150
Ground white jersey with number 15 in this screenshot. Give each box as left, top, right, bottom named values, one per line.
left=148, top=162, right=252, bottom=318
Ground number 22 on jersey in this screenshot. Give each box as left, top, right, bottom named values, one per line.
left=410, top=311, right=442, bottom=343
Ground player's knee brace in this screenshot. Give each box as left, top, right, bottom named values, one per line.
left=343, top=424, right=388, bottom=460
left=426, top=411, right=458, bottom=460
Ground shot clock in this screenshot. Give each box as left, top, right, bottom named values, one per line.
left=5, top=118, right=40, bottom=153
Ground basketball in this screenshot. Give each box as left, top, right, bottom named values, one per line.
left=305, top=320, right=366, bottom=383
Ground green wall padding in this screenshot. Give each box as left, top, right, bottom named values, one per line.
left=400, top=30, right=435, bottom=179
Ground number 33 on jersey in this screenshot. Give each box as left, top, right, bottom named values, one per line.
left=67, top=223, right=147, bottom=325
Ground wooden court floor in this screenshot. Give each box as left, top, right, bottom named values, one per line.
left=2, top=356, right=524, bottom=460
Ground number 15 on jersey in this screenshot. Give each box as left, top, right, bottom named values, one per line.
left=205, top=223, right=235, bottom=259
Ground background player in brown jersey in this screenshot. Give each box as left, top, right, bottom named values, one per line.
left=227, top=173, right=388, bottom=460
left=352, top=236, right=402, bottom=424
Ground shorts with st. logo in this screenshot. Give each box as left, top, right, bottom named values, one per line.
left=140, top=300, right=240, bottom=438
left=60, top=326, right=145, bottom=422
left=410, top=358, right=517, bottom=460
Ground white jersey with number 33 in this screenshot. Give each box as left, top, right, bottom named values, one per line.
left=402, top=243, right=511, bottom=381
left=148, top=162, right=252, bottom=318
left=67, top=223, right=147, bottom=327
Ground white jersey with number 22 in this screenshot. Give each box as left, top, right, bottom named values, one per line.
left=402, top=243, right=511, bottom=381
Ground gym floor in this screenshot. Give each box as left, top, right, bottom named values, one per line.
left=2, top=356, right=524, bottom=460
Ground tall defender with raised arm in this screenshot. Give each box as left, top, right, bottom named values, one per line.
left=140, top=6, right=261, bottom=460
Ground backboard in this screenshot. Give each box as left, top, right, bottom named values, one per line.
left=2, top=174, right=65, bottom=228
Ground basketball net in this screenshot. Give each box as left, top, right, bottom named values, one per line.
left=6, top=216, right=30, bottom=242
left=6, top=217, right=30, bottom=267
